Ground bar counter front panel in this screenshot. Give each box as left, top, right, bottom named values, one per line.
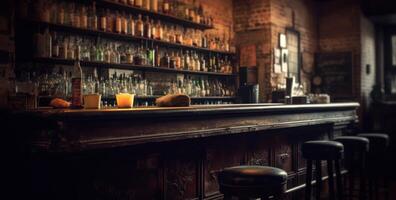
left=18, top=103, right=358, bottom=199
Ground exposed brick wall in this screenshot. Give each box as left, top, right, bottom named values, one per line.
left=270, top=0, right=318, bottom=96
left=234, top=0, right=318, bottom=101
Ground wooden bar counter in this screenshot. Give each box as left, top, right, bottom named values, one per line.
left=10, top=103, right=359, bottom=199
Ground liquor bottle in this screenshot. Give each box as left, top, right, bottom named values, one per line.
left=184, top=50, right=190, bottom=70
left=150, top=19, right=156, bottom=39
left=71, top=49, right=83, bottom=109
left=43, top=28, right=52, bottom=58
left=115, top=11, right=122, bottom=33
left=90, top=2, right=98, bottom=30
left=128, top=15, right=135, bottom=36
left=143, top=0, right=150, bottom=10
left=160, top=51, right=170, bottom=68
left=57, top=2, right=65, bottom=24
left=175, top=51, right=181, bottom=69
left=154, top=46, right=160, bottom=67
left=99, top=8, right=107, bottom=31
left=200, top=54, right=206, bottom=71
left=170, top=51, right=176, bottom=69
left=146, top=42, right=155, bottom=66
left=73, top=4, right=81, bottom=28
left=136, top=14, right=144, bottom=37
left=106, top=9, right=113, bottom=32
left=128, top=0, right=135, bottom=6
left=135, top=0, right=142, bottom=7
left=150, top=0, right=158, bottom=12
left=80, top=6, right=88, bottom=29
left=121, top=12, right=128, bottom=34
left=52, top=32, right=59, bottom=58
left=163, top=0, right=170, bottom=14
left=155, top=20, right=163, bottom=40
left=144, top=16, right=151, bottom=38
left=175, top=26, right=182, bottom=44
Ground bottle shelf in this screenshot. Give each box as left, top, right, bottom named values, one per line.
left=96, top=0, right=214, bottom=30
left=31, top=57, right=237, bottom=77
left=26, top=20, right=235, bottom=56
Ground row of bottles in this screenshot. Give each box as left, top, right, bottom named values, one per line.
left=34, top=32, right=234, bottom=74
left=32, top=0, right=230, bottom=52
left=24, top=68, right=235, bottom=100
left=35, top=0, right=213, bottom=26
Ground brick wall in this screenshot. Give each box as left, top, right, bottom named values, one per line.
left=234, top=0, right=318, bottom=101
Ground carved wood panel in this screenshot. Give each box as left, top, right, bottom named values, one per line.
left=203, top=135, right=247, bottom=198
left=164, top=143, right=199, bottom=200
left=246, top=133, right=271, bottom=166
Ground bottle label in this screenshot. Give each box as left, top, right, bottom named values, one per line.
left=71, top=78, right=82, bottom=108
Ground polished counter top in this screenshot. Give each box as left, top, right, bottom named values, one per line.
left=27, top=102, right=360, bottom=120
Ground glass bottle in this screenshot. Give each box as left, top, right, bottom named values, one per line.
left=136, top=14, right=144, bottom=37
left=151, top=0, right=158, bottom=12
left=73, top=4, right=81, bottom=28
left=99, top=8, right=107, bottom=31
left=163, top=0, right=170, bottom=14
left=128, top=14, right=135, bottom=36
left=144, top=16, right=151, bottom=38
left=115, top=11, right=122, bottom=33
left=150, top=19, right=156, bottom=39
left=155, top=20, right=163, bottom=40
left=143, top=0, right=150, bottom=10
left=135, top=0, right=142, bottom=7
left=71, top=50, right=83, bottom=109
left=80, top=6, right=88, bottom=29
left=90, top=2, right=98, bottom=30
left=121, top=12, right=128, bottom=34
left=128, top=0, right=135, bottom=6
left=57, top=2, right=65, bottom=24
left=106, top=9, right=113, bottom=32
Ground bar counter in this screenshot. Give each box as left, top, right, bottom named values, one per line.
left=14, top=103, right=359, bottom=199
left=25, top=103, right=359, bottom=152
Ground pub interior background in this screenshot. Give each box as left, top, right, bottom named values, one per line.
left=1, top=0, right=396, bottom=199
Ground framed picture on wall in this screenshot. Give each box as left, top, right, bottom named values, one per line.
left=281, top=49, right=289, bottom=73
left=279, top=33, right=287, bottom=48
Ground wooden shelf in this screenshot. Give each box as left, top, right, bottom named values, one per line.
left=26, top=20, right=235, bottom=56
left=30, top=57, right=237, bottom=77
left=96, top=0, right=214, bottom=30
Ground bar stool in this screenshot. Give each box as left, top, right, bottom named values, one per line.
left=302, top=140, right=344, bottom=200
left=334, top=136, right=369, bottom=200
left=218, top=165, right=288, bottom=200
left=357, top=133, right=390, bottom=200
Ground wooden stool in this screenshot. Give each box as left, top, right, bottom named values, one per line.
left=357, top=133, right=390, bottom=200
left=302, top=140, right=344, bottom=200
left=218, top=165, right=288, bottom=200
left=334, top=136, right=369, bottom=200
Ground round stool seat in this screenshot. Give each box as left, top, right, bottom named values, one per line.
left=357, top=133, right=389, bottom=153
left=302, top=140, right=344, bottom=160
left=334, top=136, right=369, bottom=152
left=218, top=166, right=287, bottom=198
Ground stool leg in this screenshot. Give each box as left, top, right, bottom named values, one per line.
left=335, top=159, right=343, bottom=200
left=315, top=160, right=322, bottom=200
left=349, top=165, right=355, bottom=200
left=305, top=160, right=313, bottom=200
left=327, top=160, right=335, bottom=200
left=360, top=152, right=367, bottom=200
